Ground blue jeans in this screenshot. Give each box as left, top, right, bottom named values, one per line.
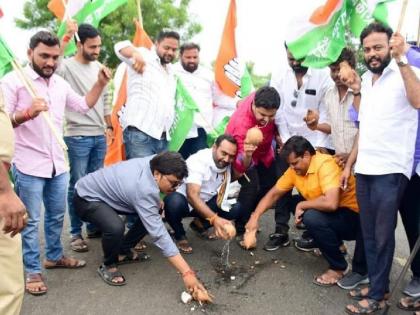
left=303, top=207, right=366, bottom=274
left=356, top=173, right=408, bottom=301
left=64, top=135, right=106, bottom=237
left=12, top=165, right=69, bottom=274
left=123, top=127, right=168, bottom=159
left=164, top=192, right=244, bottom=240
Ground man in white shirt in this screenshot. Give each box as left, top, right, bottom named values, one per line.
left=114, top=30, right=179, bottom=159
left=163, top=135, right=240, bottom=254
left=174, top=43, right=214, bottom=159
left=264, top=43, right=334, bottom=252
left=342, top=22, right=420, bottom=314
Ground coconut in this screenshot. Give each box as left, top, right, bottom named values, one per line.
left=245, top=127, right=263, bottom=146
left=181, top=291, right=193, bottom=304
left=242, top=229, right=257, bottom=249
left=339, top=61, right=354, bottom=84
left=304, top=109, right=319, bottom=124
left=223, top=223, right=236, bottom=239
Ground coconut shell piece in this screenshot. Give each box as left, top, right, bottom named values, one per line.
left=223, top=223, right=236, bottom=239
left=245, top=127, right=263, bottom=146
left=304, top=109, right=319, bottom=123
left=242, top=229, right=257, bottom=249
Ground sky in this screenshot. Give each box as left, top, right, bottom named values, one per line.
left=1, top=0, right=419, bottom=75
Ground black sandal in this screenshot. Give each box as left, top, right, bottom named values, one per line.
left=348, top=287, right=369, bottom=300
left=118, top=251, right=150, bottom=265
left=345, top=299, right=384, bottom=314
left=398, top=296, right=420, bottom=312
left=97, top=264, right=126, bottom=286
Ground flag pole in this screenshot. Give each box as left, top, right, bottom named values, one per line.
left=10, top=60, right=69, bottom=158
left=396, top=0, right=409, bottom=33
left=136, top=0, right=143, bottom=27
left=61, top=0, right=81, bottom=42
left=417, top=12, right=419, bottom=47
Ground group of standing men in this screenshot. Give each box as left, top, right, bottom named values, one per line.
left=0, top=16, right=419, bottom=315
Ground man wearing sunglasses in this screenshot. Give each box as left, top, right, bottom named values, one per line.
left=72, top=152, right=207, bottom=293
left=266, top=43, right=334, bottom=252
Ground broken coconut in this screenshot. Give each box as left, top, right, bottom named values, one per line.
left=242, top=229, right=257, bottom=249
left=191, top=287, right=214, bottom=304
left=245, top=127, right=263, bottom=146
left=304, top=109, right=319, bottom=124
left=223, top=223, right=236, bottom=239
left=339, top=60, right=354, bottom=84
left=181, top=291, right=193, bottom=304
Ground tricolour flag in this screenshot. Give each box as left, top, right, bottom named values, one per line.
left=287, top=0, right=394, bottom=68
left=0, top=36, right=15, bottom=78
left=104, top=19, right=153, bottom=166
left=50, top=0, right=127, bottom=56
left=48, top=0, right=91, bottom=21
left=168, top=78, right=200, bottom=152
left=214, top=0, right=253, bottom=99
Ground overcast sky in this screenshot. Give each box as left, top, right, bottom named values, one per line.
left=1, top=0, right=419, bottom=75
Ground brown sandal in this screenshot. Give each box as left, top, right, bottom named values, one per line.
left=25, top=273, right=48, bottom=296
left=177, top=239, right=193, bottom=254
left=44, top=256, right=86, bottom=269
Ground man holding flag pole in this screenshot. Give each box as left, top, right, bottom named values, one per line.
left=1, top=30, right=111, bottom=296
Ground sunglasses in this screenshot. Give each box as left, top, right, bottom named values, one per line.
left=291, top=89, right=299, bottom=107
left=163, top=175, right=183, bottom=189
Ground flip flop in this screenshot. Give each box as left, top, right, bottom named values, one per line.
left=398, top=296, right=420, bottom=311
left=177, top=239, right=193, bottom=254
left=97, top=264, right=126, bottom=286
left=25, top=273, right=48, bottom=296
left=313, top=275, right=338, bottom=287
left=44, top=256, right=86, bottom=269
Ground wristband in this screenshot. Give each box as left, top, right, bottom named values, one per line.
left=106, top=125, right=114, bottom=130
left=62, top=35, right=72, bottom=43
left=206, top=213, right=218, bottom=226
left=24, top=109, right=32, bottom=121
left=181, top=269, right=196, bottom=278
left=352, top=91, right=361, bottom=97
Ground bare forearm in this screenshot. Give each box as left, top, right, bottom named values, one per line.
left=168, top=253, right=191, bottom=274
left=104, top=114, right=112, bottom=127
left=252, top=188, right=283, bottom=220
left=344, top=132, right=358, bottom=170
left=400, top=65, right=420, bottom=109
left=0, top=163, right=12, bottom=195
left=316, top=123, right=331, bottom=134
left=187, top=195, right=216, bottom=220
left=85, top=82, right=106, bottom=108
left=299, top=196, right=337, bottom=212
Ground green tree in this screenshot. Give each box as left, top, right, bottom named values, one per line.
left=16, top=0, right=202, bottom=68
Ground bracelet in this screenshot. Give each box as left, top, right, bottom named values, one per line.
left=62, top=35, right=72, bottom=43
left=181, top=269, right=196, bottom=278
left=206, top=213, right=218, bottom=226
left=23, top=109, right=32, bottom=121
left=352, top=91, right=361, bottom=96
left=106, top=125, right=114, bottom=130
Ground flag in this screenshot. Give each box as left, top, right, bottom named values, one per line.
left=0, top=36, right=15, bottom=78
left=48, top=0, right=90, bottom=21
left=286, top=0, right=394, bottom=68
left=104, top=19, right=152, bottom=166
left=53, top=0, right=127, bottom=56
left=168, top=78, right=200, bottom=152
left=214, top=0, right=253, bottom=99
left=206, top=116, right=230, bottom=147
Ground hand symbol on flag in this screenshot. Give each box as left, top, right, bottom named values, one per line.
left=223, top=58, right=242, bottom=93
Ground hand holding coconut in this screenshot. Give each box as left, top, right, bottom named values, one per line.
left=339, top=61, right=361, bottom=93
left=242, top=214, right=259, bottom=249
left=303, top=109, right=320, bottom=131
left=212, top=215, right=236, bottom=240
left=182, top=271, right=213, bottom=303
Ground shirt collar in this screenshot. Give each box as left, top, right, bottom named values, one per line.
left=306, top=152, right=319, bottom=175
left=25, top=64, right=57, bottom=84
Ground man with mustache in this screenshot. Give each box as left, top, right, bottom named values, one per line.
left=163, top=135, right=240, bottom=253
left=174, top=43, right=215, bottom=159
left=266, top=44, right=334, bottom=252
left=1, top=30, right=110, bottom=295
left=114, top=30, right=180, bottom=160
left=340, top=22, right=420, bottom=314
left=58, top=22, right=113, bottom=252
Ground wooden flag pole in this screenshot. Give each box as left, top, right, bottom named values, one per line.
left=10, top=60, right=69, bottom=155
left=396, top=0, right=409, bottom=33
left=136, top=0, right=143, bottom=27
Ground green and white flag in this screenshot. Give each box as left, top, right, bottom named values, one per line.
left=168, top=78, right=200, bottom=152
left=287, top=0, right=394, bottom=68
left=0, top=35, right=14, bottom=78
left=56, top=0, right=127, bottom=56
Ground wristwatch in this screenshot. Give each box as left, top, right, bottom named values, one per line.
left=397, top=55, right=408, bottom=67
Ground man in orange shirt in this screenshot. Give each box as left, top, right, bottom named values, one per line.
left=245, top=136, right=366, bottom=286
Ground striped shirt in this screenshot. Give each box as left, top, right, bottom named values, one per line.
left=114, top=42, right=176, bottom=140
left=323, top=86, right=358, bottom=154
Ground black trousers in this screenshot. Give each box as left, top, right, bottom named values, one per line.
left=73, top=193, right=147, bottom=266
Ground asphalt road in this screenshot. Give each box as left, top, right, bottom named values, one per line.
left=21, top=210, right=413, bottom=315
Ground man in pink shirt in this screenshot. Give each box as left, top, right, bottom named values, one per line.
left=225, top=87, right=281, bottom=239
left=2, top=30, right=110, bottom=295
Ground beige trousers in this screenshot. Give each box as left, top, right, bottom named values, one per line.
left=0, top=220, right=24, bottom=315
